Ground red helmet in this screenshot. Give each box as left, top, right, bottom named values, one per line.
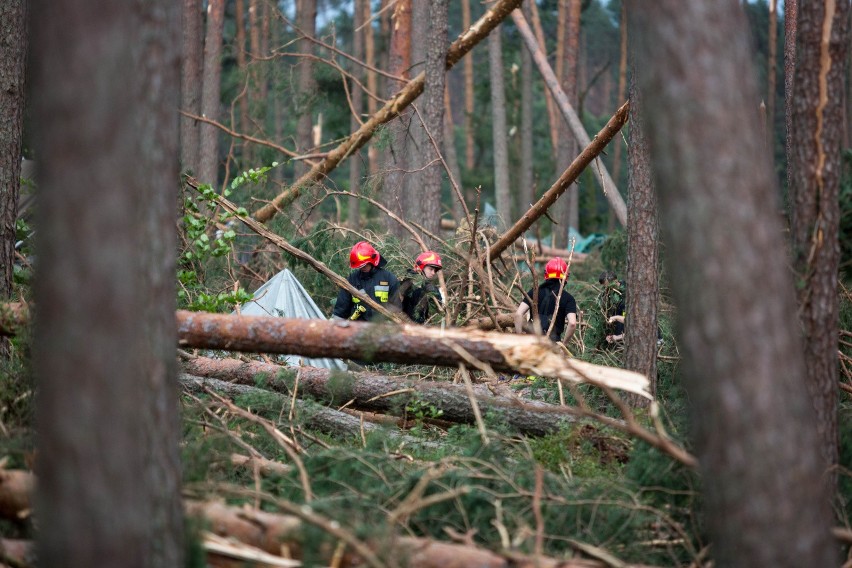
left=544, top=257, right=568, bottom=280
left=414, top=251, right=442, bottom=272
left=349, top=241, right=380, bottom=269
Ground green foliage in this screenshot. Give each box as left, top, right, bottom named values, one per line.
left=405, top=396, right=444, bottom=422
left=178, top=180, right=255, bottom=312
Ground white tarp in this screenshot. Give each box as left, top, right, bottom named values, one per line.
left=236, top=268, right=347, bottom=370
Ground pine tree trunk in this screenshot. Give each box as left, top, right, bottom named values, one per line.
left=788, top=0, right=849, bottom=496
left=444, top=85, right=466, bottom=224
left=420, top=0, right=449, bottom=242
left=767, top=0, right=778, bottom=149
left=180, top=0, right=202, bottom=175
left=31, top=0, right=185, bottom=564
left=0, top=0, right=26, bottom=303
left=624, top=47, right=658, bottom=403
left=349, top=0, right=365, bottom=231
left=382, top=0, right=411, bottom=237
left=234, top=0, right=252, bottom=166
left=609, top=2, right=628, bottom=233
left=198, top=0, right=226, bottom=187
left=364, top=0, right=379, bottom=176
left=520, top=2, right=535, bottom=219
left=529, top=0, right=561, bottom=165
left=294, top=0, right=317, bottom=179
left=631, top=1, right=836, bottom=564
left=784, top=0, right=798, bottom=194
left=489, top=27, right=511, bottom=229
left=462, top=0, right=475, bottom=171
left=558, top=0, right=581, bottom=238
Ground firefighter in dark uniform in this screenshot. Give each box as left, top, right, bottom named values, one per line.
left=514, top=257, right=577, bottom=343
left=598, top=271, right=626, bottom=344
left=332, top=241, right=401, bottom=321
left=400, top=251, right=443, bottom=324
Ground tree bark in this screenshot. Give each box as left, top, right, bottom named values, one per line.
left=444, top=85, right=466, bottom=224
left=180, top=0, right=203, bottom=174
left=198, top=0, right=226, bottom=188
left=349, top=0, right=365, bottom=231
left=252, top=0, right=525, bottom=224
left=31, top=0, right=185, bottom=564
left=623, top=15, right=658, bottom=403
left=630, top=1, right=836, bottom=565
left=234, top=0, right=252, bottom=166
left=558, top=0, right=582, bottom=237
left=0, top=0, right=26, bottom=303
left=767, top=0, right=778, bottom=147
left=175, top=310, right=650, bottom=398
left=528, top=0, right=561, bottom=165
left=788, top=0, right=849, bottom=495
left=420, top=0, right=449, bottom=242
left=519, top=3, right=535, bottom=219
left=609, top=2, right=628, bottom=233
left=488, top=102, right=629, bottom=262
left=784, top=0, right=798, bottom=194
left=381, top=0, right=411, bottom=238
left=489, top=25, right=511, bottom=228
left=512, top=10, right=627, bottom=227
left=180, top=374, right=441, bottom=448
left=462, top=0, right=475, bottom=171
left=294, top=0, right=318, bottom=179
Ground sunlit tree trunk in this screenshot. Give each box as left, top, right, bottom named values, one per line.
left=631, top=0, right=836, bottom=564
left=405, top=0, right=429, bottom=227
left=559, top=0, right=581, bottom=236
left=180, top=0, right=202, bottom=174
left=32, top=0, right=185, bottom=565
left=489, top=25, right=511, bottom=229
left=294, top=0, right=317, bottom=179
left=0, top=0, right=26, bottom=305
left=198, top=0, right=226, bottom=187
left=788, top=0, right=849, bottom=496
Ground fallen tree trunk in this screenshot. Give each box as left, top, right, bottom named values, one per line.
left=512, top=9, right=626, bottom=226
left=252, top=0, right=523, bottom=223
left=176, top=310, right=649, bottom=398
left=182, top=356, right=577, bottom=437
left=487, top=102, right=629, bottom=262
left=181, top=373, right=442, bottom=448
left=186, top=500, right=624, bottom=568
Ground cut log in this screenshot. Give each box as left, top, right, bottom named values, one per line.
left=183, top=356, right=578, bottom=437
left=176, top=311, right=650, bottom=398
left=0, top=470, right=32, bottom=521
left=487, top=102, right=629, bottom=262
left=252, top=0, right=524, bottom=223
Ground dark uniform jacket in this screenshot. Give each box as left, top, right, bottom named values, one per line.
left=522, top=278, right=577, bottom=342
left=332, top=256, right=400, bottom=321
left=400, top=272, right=440, bottom=324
